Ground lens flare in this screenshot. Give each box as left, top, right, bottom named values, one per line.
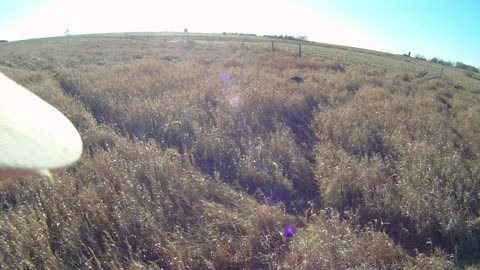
left=221, top=72, right=231, bottom=83
left=284, top=225, right=296, bottom=238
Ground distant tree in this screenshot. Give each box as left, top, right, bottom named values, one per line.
left=415, top=54, right=426, bottom=60
left=456, top=62, right=479, bottom=72
left=430, top=57, right=439, bottom=63
left=263, top=34, right=307, bottom=42
left=456, top=62, right=466, bottom=69
left=438, top=59, right=453, bottom=67
left=64, top=29, right=71, bottom=43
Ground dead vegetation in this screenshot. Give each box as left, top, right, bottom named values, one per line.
left=0, top=34, right=479, bottom=269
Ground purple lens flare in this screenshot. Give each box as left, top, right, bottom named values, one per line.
left=219, top=72, right=241, bottom=110
left=221, top=72, right=231, bottom=83
left=284, top=225, right=296, bottom=238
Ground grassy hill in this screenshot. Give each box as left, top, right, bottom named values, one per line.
left=1, top=33, right=479, bottom=269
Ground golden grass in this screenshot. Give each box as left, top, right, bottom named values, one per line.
left=0, top=33, right=479, bottom=269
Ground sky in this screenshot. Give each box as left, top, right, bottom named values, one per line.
left=1, top=0, right=479, bottom=66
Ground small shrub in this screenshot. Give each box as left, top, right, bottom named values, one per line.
left=465, top=69, right=474, bottom=78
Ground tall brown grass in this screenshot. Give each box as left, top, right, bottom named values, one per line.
left=0, top=34, right=479, bottom=269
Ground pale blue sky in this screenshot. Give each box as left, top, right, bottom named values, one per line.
left=1, top=0, right=479, bottom=66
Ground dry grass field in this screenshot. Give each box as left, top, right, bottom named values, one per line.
left=0, top=33, right=479, bottom=269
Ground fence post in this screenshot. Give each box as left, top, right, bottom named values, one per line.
left=272, top=41, right=275, bottom=52
left=298, top=44, right=302, bottom=57
left=440, top=67, right=444, bottom=79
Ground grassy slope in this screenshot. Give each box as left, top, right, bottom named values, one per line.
left=0, top=33, right=479, bottom=269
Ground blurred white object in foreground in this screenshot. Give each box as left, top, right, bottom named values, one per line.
left=0, top=72, right=83, bottom=179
